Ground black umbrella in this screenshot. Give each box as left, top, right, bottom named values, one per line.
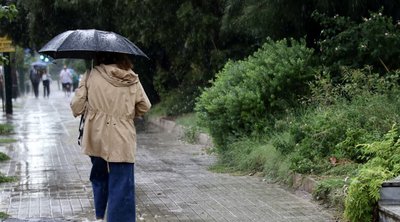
left=39, top=29, right=149, bottom=60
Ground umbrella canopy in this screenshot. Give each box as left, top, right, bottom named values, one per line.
left=39, top=29, right=149, bottom=60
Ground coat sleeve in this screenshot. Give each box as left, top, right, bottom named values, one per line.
left=135, top=81, right=151, bottom=117
left=70, top=73, right=88, bottom=117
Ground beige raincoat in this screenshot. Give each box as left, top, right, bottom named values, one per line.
left=70, top=64, right=151, bottom=163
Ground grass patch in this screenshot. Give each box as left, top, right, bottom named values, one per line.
left=0, top=124, right=13, bottom=134
left=0, top=173, right=15, bottom=183
left=209, top=138, right=293, bottom=179
left=0, top=152, right=10, bottom=161
left=0, top=138, right=17, bottom=143
left=175, top=113, right=197, bottom=128
left=0, top=212, right=9, bottom=220
left=175, top=113, right=210, bottom=144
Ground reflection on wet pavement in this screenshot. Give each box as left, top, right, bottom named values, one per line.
left=0, top=85, right=94, bottom=222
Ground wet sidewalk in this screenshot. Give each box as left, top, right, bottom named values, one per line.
left=0, top=86, right=336, bottom=222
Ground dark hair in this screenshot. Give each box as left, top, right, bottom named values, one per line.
left=95, top=53, right=133, bottom=70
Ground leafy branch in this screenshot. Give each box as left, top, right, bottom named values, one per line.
left=0, top=4, right=17, bottom=21
left=0, top=4, right=18, bottom=65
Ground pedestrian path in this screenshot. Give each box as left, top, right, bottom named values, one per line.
left=0, top=86, right=337, bottom=221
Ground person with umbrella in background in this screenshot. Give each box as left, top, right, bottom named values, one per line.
left=40, top=29, right=151, bottom=222
left=29, top=65, right=41, bottom=98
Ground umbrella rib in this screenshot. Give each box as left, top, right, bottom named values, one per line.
left=94, top=30, right=99, bottom=53
left=53, top=31, right=74, bottom=52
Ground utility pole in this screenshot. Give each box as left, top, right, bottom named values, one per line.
left=3, top=52, right=12, bottom=114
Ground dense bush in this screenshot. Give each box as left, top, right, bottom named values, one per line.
left=286, top=69, right=400, bottom=173
left=344, top=126, right=400, bottom=221
left=196, top=38, right=314, bottom=148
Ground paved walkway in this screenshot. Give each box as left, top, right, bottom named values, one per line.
left=0, top=84, right=337, bottom=221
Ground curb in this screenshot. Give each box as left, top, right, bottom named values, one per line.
left=292, top=173, right=317, bottom=194
left=147, top=116, right=213, bottom=147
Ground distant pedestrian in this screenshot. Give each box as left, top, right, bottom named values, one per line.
left=29, top=65, right=41, bottom=98
left=42, top=70, right=51, bottom=98
left=59, top=65, right=72, bottom=97
left=70, top=53, right=151, bottom=222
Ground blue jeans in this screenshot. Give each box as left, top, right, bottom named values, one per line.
left=90, top=156, right=135, bottom=222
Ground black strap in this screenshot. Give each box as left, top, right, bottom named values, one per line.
left=77, top=69, right=91, bottom=146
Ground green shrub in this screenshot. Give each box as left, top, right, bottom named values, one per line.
left=308, top=67, right=400, bottom=106
left=0, top=173, right=15, bottom=183
left=196, top=38, right=314, bottom=149
left=288, top=68, right=400, bottom=173
left=315, top=10, right=400, bottom=74
left=263, top=146, right=292, bottom=183
left=344, top=126, right=400, bottom=222
left=220, top=138, right=267, bottom=172
left=272, top=131, right=296, bottom=155
left=313, top=178, right=347, bottom=208
left=181, top=126, right=201, bottom=144
left=322, top=163, right=360, bottom=177
left=0, top=152, right=10, bottom=161
left=210, top=136, right=292, bottom=184
left=0, top=212, right=8, bottom=220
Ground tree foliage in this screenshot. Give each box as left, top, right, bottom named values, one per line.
left=1, top=1, right=400, bottom=110
left=0, top=2, right=17, bottom=64
left=316, top=10, right=400, bottom=75
left=0, top=4, right=17, bottom=21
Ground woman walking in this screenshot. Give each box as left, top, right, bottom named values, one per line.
left=70, top=53, right=151, bottom=221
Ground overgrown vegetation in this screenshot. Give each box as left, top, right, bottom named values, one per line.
left=0, top=212, right=8, bottom=220
left=0, top=173, right=14, bottom=183
left=175, top=113, right=203, bottom=144
left=193, top=11, right=400, bottom=221
left=0, top=144, right=14, bottom=183
left=344, top=126, right=400, bottom=221
left=0, top=123, right=13, bottom=162
left=0, top=124, right=14, bottom=222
